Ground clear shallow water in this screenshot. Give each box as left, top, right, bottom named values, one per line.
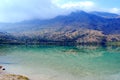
left=0, top=45, right=120, bottom=80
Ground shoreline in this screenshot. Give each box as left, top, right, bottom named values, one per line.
left=0, top=41, right=120, bottom=46
left=0, top=74, right=29, bottom=80
left=0, top=66, right=29, bottom=80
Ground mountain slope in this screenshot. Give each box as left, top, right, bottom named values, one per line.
left=90, top=11, right=120, bottom=18
left=0, top=11, right=120, bottom=44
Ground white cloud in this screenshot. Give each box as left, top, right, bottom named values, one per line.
left=0, top=0, right=58, bottom=22
left=0, top=0, right=95, bottom=22
left=52, top=0, right=95, bottom=11
left=109, top=8, right=120, bottom=14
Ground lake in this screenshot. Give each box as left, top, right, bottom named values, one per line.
left=0, top=45, right=120, bottom=80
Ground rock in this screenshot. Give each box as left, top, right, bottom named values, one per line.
left=0, top=74, right=29, bottom=80
left=0, top=66, right=5, bottom=73
left=0, top=66, right=29, bottom=80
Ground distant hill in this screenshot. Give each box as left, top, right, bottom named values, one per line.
left=0, top=11, right=120, bottom=45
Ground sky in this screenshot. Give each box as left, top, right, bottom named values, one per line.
left=0, top=0, right=120, bottom=22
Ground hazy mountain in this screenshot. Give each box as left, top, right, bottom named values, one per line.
left=90, top=11, right=120, bottom=18
left=0, top=11, right=120, bottom=44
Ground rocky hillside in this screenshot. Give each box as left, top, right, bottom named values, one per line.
left=0, top=11, right=120, bottom=44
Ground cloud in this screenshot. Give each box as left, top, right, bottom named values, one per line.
left=0, top=0, right=59, bottom=22
left=109, top=8, right=120, bottom=14
left=0, top=0, right=119, bottom=23
left=52, top=0, right=95, bottom=11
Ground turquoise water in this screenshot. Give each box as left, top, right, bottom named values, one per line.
left=0, top=45, right=120, bottom=80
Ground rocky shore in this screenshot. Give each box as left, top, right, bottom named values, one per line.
left=0, top=74, right=29, bottom=80
left=0, top=66, right=29, bottom=80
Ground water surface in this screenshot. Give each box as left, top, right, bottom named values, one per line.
left=0, top=45, right=120, bottom=80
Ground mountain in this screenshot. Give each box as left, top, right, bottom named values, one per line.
left=90, top=11, right=120, bottom=18
left=0, top=11, right=120, bottom=45
left=0, top=11, right=108, bottom=33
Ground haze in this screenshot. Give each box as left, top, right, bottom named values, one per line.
left=0, top=0, right=120, bottom=22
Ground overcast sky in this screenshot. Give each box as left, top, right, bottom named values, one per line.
left=0, top=0, right=120, bottom=22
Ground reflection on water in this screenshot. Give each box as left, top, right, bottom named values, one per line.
left=0, top=44, right=120, bottom=80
